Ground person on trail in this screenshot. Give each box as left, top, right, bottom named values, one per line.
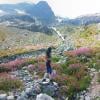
left=46, top=47, right=52, bottom=75
left=43, top=47, right=52, bottom=81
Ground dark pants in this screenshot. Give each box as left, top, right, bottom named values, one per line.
left=46, top=66, right=52, bottom=74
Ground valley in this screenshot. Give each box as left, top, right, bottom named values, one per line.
left=0, top=1, right=100, bottom=100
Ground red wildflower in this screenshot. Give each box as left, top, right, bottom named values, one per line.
left=64, top=47, right=92, bottom=56
left=69, top=63, right=82, bottom=69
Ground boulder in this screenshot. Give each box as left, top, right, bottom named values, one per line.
left=41, top=81, right=58, bottom=96
left=90, top=68, right=96, bottom=72
left=17, top=91, right=27, bottom=100
left=85, top=95, right=90, bottom=100
left=25, top=88, right=32, bottom=94
left=7, top=95, right=14, bottom=100
left=0, top=94, right=7, bottom=100
left=36, top=93, right=54, bottom=100
left=33, top=82, right=41, bottom=93
left=41, top=78, right=50, bottom=84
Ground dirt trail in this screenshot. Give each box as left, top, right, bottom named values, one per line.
left=89, top=71, right=100, bottom=99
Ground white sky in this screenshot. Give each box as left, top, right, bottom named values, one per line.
left=0, top=0, right=100, bottom=18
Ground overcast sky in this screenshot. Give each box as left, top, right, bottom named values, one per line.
left=0, top=0, right=100, bottom=18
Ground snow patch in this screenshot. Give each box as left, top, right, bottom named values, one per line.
left=0, top=10, right=7, bottom=16
left=56, top=18, right=63, bottom=23
left=0, top=21, right=13, bottom=26
left=15, top=9, right=26, bottom=15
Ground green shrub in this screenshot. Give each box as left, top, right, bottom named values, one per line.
left=77, top=55, right=89, bottom=63
left=67, top=67, right=80, bottom=75
left=61, top=63, right=69, bottom=74
left=27, top=59, right=36, bottom=65
left=88, top=60, right=100, bottom=70
left=17, top=59, right=36, bottom=69
left=98, top=78, right=100, bottom=83
left=54, top=74, right=69, bottom=85
left=0, top=67, right=10, bottom=73
left=79, top=76, right=91, bottom=91
left=52, top=56, right=60, bottom=62
left=66, top=76, right=79, bottom=99
left=98, top=73, right=100, bottom=83
left=0, top=78, right=23, bottom=92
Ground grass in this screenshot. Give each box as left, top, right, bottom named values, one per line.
left=53, top=58, right=91, bottom=98
left=79, top=76, right=91, bottom=91
left=0, top=67, right=10, bottom=73
left=0, top=24, right=99, bottom=98
left=73, top=24, right=100, bottom=48
left=52, top=46, right=99, bottom=98
left=0, top=25, right=60, bottom=57
left=52, top=55, right=61, bottom=63
left=98, top=72, right=100, bottom=83
left=0, top=78, right=23, bottom=92
left=0, top=73, right=23, bottom=92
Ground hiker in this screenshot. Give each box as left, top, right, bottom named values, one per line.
left=46, top=47, right=52, bottom=78
left=43, top=47, right=52, bottom=81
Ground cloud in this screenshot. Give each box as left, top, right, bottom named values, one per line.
left=0, top=0, right=35, bottom=4
left=46, top=0, right=100, bottom=18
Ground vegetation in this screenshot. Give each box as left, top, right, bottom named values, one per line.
left=0, top=73, right=23, bottom=92
left=74, top=24, right=100, bottom=48
left=98, top=72, right=100, bottom=83
left=0, top=26, right=60, bottom=57
left=52, top=51, right=92, bottom=98
left=0, top=23, right=99, bottom=98
left=52, top=55, right=61, bottom=63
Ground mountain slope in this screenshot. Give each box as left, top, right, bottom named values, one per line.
left=61, top=13, right=100, bottom=25
left=0, top=1, right=55, bottom=25
left=0, top=26, right=60, bottom=50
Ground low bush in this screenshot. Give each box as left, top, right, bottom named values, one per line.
left=54, top=61, right=90, bottom=99
left=52, top=63, right=62, bottom=74
left=0, top=78, right=23, bottom=92
left=0, top=73, right=23, bottom=92
left=0, top=58, right=36, bottom=71
left=0, top=67, right=10, bottom=73
left=98, top=72, right=100, bottom=83
left=64, top=47, right=92, bottom=57
left=65, top=76, right=79, bottom=99
left=79, top=76, right=91, bottom=91
left=54, top=75, right=69, bottom=85
left=62, top=63, right=82, bottom=75
left=88, top=59, right=100, bottom=70
left=52, top=56, right=60, bottom=63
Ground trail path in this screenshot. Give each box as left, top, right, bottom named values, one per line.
left=87, top=69, right=100, bottom=99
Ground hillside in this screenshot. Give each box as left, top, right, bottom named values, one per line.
left=0, top=1, right=100, bottom=100
left=0, top=23, right=100, bottom=100
left=56, top=23, right=100, bottom=47
left=0, top=26, right=61, bottom=57
left=60, top=13, right=100, bottom=26
left=0, top=1, right=55, bottom=25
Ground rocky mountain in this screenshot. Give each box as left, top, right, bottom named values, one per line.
left=61, top=13, right=100, bottom=26
left=0, top=1, right=55, bottom=25
left=0, top=1, right=55, bottom=33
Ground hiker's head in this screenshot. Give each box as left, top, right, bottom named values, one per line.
left=48, top=59, right=51, bottom=63
left=47, top=47, right=52, bottom=53
left=46, top=47, right=52, bottom=58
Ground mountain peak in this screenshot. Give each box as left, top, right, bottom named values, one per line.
left=36, top=1, right=50, bottom=9
left=0, top=1, right=55, bottom=25
left=37, top=1, right=49, bottom=5
left=17, top=2, right=34, bottom=6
